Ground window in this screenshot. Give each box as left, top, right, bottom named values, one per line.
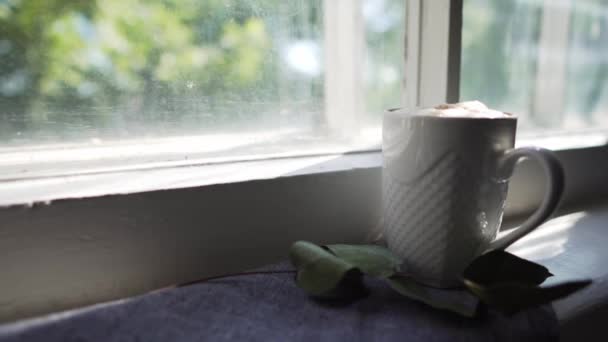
left=0, top=0, right=606, bottom=182
left=0, top=0, right=403, bottom=165
left=462, top=0, right=608, bottom=134
left=2, top=0, right=607, bottom=181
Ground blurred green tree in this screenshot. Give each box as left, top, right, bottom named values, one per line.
left=0, top=0, right=96, bottom=133
left=0, top=0, right=281, bottom=141
left=0, top=0, right=405, bottom=145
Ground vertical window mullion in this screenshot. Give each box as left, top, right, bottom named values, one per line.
left=323, top=0, right=365, bottom=138
left=405, top=0, right=463, bottom=108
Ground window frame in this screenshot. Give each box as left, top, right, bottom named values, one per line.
left=1, top=0, right=608, bottom=323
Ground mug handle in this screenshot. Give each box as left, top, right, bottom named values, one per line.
left=486, top=147, right=565, bottom=252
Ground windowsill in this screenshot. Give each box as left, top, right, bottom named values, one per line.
left=0, top=128, right=382, bottom=181
left=516, top=128, right=608, bottom=150
left=0, top=130, right=606, bottom=208
left=506, top=204, right=608, bottom=340
left=0, top=132, right=606, bottom=322
left=0, top=150, right=380, bottom=207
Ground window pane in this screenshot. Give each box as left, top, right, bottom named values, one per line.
left=461, top=0, right=608, bottom=133
left=0, top=0, right=403, bottom=157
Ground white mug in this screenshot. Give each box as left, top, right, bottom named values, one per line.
left=382, top=108, right=564, bottom=288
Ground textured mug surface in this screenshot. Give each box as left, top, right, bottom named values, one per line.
left=382, top=110, right=517, bottom=287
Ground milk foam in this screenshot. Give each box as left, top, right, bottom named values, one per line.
left=417, top=101, right=510, bottom=118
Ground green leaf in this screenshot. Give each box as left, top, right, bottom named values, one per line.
left=388, top=276, right=479, bottom=317
left=289, top=241, right=365, bottom=298
left=463, top=250, right=591, bottom=314
left=313, top=269, right=369, bottom=301
left=325, top=244, right=401, bottom=278
left=464, top=250, right=553, bottom=286
left=464, top=279, right=591, bottom=315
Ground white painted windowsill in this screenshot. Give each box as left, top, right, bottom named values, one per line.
left=0, top=129, right=606, bottom=208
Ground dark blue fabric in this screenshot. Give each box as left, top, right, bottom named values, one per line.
left=0, top=262, right=558, bottom=341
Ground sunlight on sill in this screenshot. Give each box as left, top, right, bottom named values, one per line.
left=0, top=127, right=605, bottom=207
left=0, top=127, right=381, bottom=182
left=507, top=212, right=588, bottom=261
left=1, top=127, right=606, bottom=182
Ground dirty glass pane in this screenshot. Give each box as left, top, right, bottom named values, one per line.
left=0, top=0, right=404, bottom=156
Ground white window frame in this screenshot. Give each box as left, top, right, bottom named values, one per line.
left=405, top=0, right=462, bottom=108
left=1, top=0, right=608, bottom=323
